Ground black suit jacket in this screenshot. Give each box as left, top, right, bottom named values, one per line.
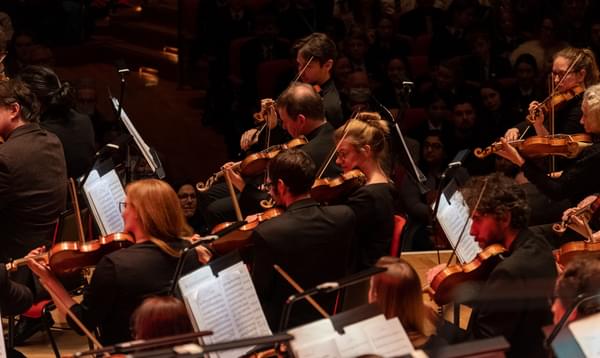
left=0, top=123, right=67, bottom=261
left=251, top=198, right=355, bottom=330
left=466, top=229, right=557, bottom=358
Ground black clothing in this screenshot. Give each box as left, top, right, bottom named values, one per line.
left=251, top=198, right=355, bottom=330
left=0, top=266, right=33, bottom=316
left=0, top=123, right=67, bottom=262
left=522, top=141, right=600, bottom=204
left=515, top=94, right=584, bottom=137
left=68, top=240, right=201, bottom=345
left=41, top=109, right=96, bottom=179
left=319, top=79, right=344, bottom=129
left=203, top=122, right=340, bottom=228
left=345, top=183, right=396, bottom=270
left=466, top=229, right=557, bottom=358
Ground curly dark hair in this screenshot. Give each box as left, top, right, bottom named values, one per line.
left=462, top=173, right=530, bottom=230
left=556, top=256, right=600, bottom=317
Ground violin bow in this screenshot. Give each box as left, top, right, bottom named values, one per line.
left=315, top=110, right=359, bottom=180
left=445, top=177, right=489, bottom=267
left=521, top=52, right=584, bottom=141
left=273, top=264, right=329, bottom=318
left=39, top=279, right=104, bottom=350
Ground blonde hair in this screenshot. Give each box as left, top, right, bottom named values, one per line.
left=554, top=47, right=600, bottom=88
left=584, top=84, right=600, bottom=131
left=370, top=256, right=426, bottom=335
left=334, top=112, right=390, bottom=167
left=126, top=179, right=193, bottom=241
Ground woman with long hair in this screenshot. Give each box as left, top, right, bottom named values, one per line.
left=27, top=179, right=200, bottom=345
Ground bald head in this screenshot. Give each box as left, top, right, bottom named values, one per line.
left=277, top=82, right=325, bottom=121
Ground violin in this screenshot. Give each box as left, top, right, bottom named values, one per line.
left=196, top=136, right=308, bottom=192
left=526, top=85, right=584, bottom=124
left=208, top=207, right=284, bottom=255
left=8, top=232, right=135, bottom=277
left=474, top=133, right=592, bottom=159
left=310, top=169, right=366, bottom=204
left=553, top=195, right=600, bottom=266
left=14, top=179, right=135, bottom=278
left=425, top=244, right=507, bottom=306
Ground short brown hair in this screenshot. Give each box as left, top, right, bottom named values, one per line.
left=556, top=256, right=600, bottom=317
left=276, top=82, right=324, bottom=121
left=126, top=179, right=193, bottom=241
left=131, top=296, right=193, bottom=340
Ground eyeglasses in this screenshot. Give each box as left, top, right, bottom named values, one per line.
left=118, top=201, right=127, bottom=213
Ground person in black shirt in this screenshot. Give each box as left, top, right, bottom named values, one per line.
left=427, top=173, right=557, bottom=358
left=27, top=179, right=201, bottom=345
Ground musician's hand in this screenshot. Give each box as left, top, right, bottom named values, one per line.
left=504, top=127, right=520, bottom=142
left=195, top=245, right=213, bottom=265
left=222, top=163, right=245, bottom=192
left=240, top=128, right=259, bottom=151
left=495, top=138, right=525, bottom=167
left=26, top=257, right=53, bottom=283
left=426, top=263, right=446, bottom=285
left=528, top=101, right=545, bottom=126
left=26, top=246, right=45, bottom=259
left=561, top=207, right=579, bottom=222
left=577, top=195, right=598, bottom=210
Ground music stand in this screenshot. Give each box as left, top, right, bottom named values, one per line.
left=110, top=96, right=166, bottom=179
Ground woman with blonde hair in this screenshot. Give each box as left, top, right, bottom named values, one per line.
left=370, top=256, right=432, bottom=348
left=27, top=179, right=201, bottom=345
left=334, top=112, right=397, bottom=272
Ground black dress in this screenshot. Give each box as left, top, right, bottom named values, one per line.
left=68, top=240, right=201, bottom=345
left=345, top=183, right=396, bottom=270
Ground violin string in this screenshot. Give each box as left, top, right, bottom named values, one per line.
left=446, top=177, right=489, bottom=267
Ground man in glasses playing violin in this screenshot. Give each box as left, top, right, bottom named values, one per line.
left=426, top=174, right=556, bottom=358
left=198, top=149, right=354, bottom=331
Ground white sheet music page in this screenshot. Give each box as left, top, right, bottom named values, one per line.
left=83, top=169, right=125, bottom=235
left=435, top=190, right=481, bottom=264
left=179, top=261, right=271, bottom=358
left=569, top=312, right=600, bottom=357
left=290, top=314, right=414, bottom=357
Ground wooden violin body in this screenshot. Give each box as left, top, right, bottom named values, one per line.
left=526, top=85, right=584, bottom=124
left=197, top=137, right=308, bottom=192
left=474, top=133, right=592, bottom=159
left=554, top=241, right=600, bottom=267
left=310, top=169, right=366, bottom=204
left=428, top=244, right=507, bottom=305
left=553, top=196, right=600, bottom=266
left=209, top=208, right=284, bottom=255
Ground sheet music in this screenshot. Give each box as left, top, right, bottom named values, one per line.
left=110, top=97, right=159, bottom=174
left=83, top=169, right=125, bottom=235
left=435, top=190, right=481, bottom=264
left=569, top=312, right=600, bottom=357
left=290, top=314, right=414, bottom=357
left=179, top=261, right=271, bottom=358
